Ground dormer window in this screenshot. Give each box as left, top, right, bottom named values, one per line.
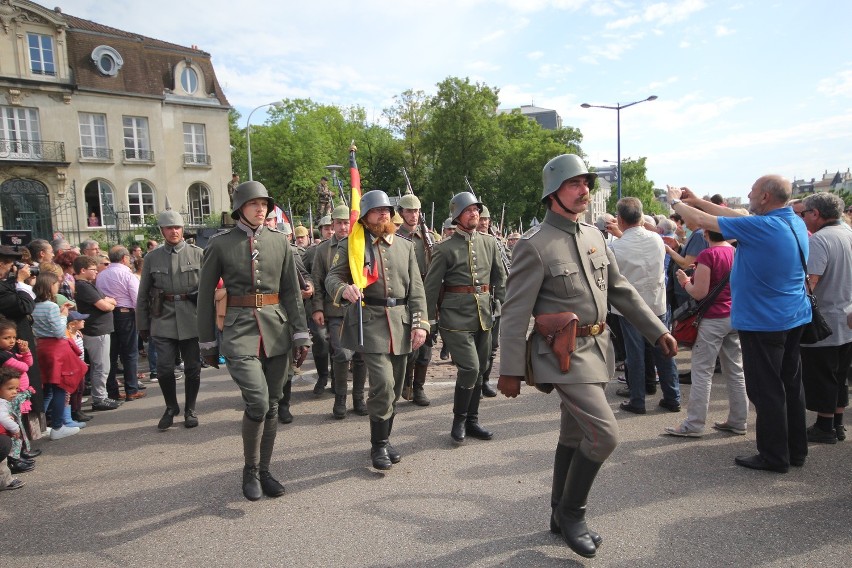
left=91, top=45, right=123, bottom=77
left=28, top=33, right=56, bottom=76
left=181, top=67, right=198, bottom=94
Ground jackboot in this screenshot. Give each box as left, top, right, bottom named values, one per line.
left=412, top=363, right=430, bottom=406
left=278, top=379, right=293, bottom=424
left=331, top=360, right=350, bottom=418
left=556, top=450, right=604, bottom=558
left=241, top=412, right=264, bottom=469
left=242, top=465, right=262, bottom=501
left=450, top=386, right=474, bottom=444
left=157, top=406, right=180, bottom=431
left=258, top=470, right=286, bottom=497
left=370, top=419, right=392, bottom=470
left=401, top=358, right=415, bottom=400
left=258, top=416, right=278, bottom=473
left=352, top=358, right=368, bottom=416
left=184, top=375, right=200, bottom=427
left=550, top=444, right=602, bottom=547
left=313, top=352, right=329, bottom=395
left=465, top=385, right=493, bottom=440
left=480, top=379, right=497, bottom=398
left=386, top=414, right=401, bottom=464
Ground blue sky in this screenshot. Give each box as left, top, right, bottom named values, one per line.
left=57, top=0, right=851, bottom=199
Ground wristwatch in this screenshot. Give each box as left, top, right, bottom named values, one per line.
left=670, top=198, right=682, bottom=206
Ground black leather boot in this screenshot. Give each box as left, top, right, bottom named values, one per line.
left=480, top=379, right=497, bottom=397
left=386, top=414, right=401, bottom=464
left=556, top=450, right=604, bottom=558
left=412, top=363, right=430, bottom=406
left=278, top=379, right=293, bottom=424
left=465, top=385, right=493, bottom=440
left=332, top=361, right=349, bottom=418
left=157, top=406, right=180, bottom=431
left=451, top=387, right=474, bottom=444
left=242, top=465, right=262, bottom=501
left=183, top=374, right=200, bottom=428
left=550, top=444, right=602, bottom=547
left=258, top=470, right=286, bottom=497
left=313, top=352, right=329, bottom=395
left=333, top=395, right=347, bottom=419
left=352, top=357, right=368, bottom=416
left=71, top=409, right=93, bottom=422
left=370, top=419, right=392, bottom=470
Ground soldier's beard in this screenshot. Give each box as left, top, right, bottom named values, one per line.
left=362, top=219, right=396, bottom=237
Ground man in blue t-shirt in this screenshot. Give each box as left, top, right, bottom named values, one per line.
left=666, top=176, right=810, bottom=474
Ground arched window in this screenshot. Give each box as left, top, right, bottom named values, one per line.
left=180, top=67, right=198, bottom=94
left=187, top=183, right=211, bottom=225
left=127, top=180, right=155, bottom=225
left=84, top=179, right=116, bottom=227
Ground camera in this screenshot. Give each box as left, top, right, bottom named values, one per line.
left=12, top=261, right=37, bottom=276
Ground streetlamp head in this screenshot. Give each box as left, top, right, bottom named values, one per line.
left=647, top=95, right=658, bottom=101
left=580, top=103, right=591, bottom=108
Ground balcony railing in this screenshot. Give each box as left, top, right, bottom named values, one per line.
left=183, top=153, right=211, bottom=166
left=123, top=148, right=155, bottom=163
left=0, top=139, right=65, bottom=162
left=78, top=147, right=114, bottom=161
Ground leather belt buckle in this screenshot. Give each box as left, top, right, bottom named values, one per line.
left=474, top=285, right=483, bottom=293
left=255, top=294, right=263, bottom=308
left=590, top=323, right=601, bottom=336
left=387, top=298, right=397, bottom=307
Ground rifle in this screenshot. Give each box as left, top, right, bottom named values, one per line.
left=308, top=204, right=314, bottom=242
left=287, top=199, right=295, bottom=244
left=464, top=176, right=510, bottom=274
left=402, top=167, right=434, bottom=263
left=499, top=203, right=506, bottom=238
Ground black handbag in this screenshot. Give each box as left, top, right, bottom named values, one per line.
left=782, top=219, right=832, bottom=344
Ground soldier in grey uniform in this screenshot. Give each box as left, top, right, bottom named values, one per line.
left=136, top=207, right=203, bottom=430
left=326, top=191, right=429, bottom=469
left=197, top=181, right=311, bottom=502
left=312, top=205, right=368, bottom=418
left=395, top=193, right=432, bottom=406
left=303, top=215, right=332, bottom=394
left=477, top=204, right=503, bottom=398
left=438, top=217, right=454, bottom=361
left=497, top=154, right=677, bottom=559
left=423, top=192, right=507, bottom=444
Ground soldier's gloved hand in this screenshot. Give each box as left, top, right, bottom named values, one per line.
left=138, top=330, right=150, bottom=342
left=497, top=375, right=523, bottom=398
left=294, top=345, right=309, bottom=368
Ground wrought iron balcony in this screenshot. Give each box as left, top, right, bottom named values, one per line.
left=78, top=146, right=114, bottom=161
left=0, top=139, right=66, bottom=162
left=123, top=148, right=155, bottom=163
left=183, top=153, right=211, bottom=166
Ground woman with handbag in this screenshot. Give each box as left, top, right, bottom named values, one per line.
left=665, top=229, right=747, bottom=437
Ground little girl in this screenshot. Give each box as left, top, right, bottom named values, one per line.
left=0, top=319, right=38, bottom=459
left=0, top=367, right=34, bottom=473
left=61, top=312, right=89, bottom=429
left=31, top=273, right=88, bottom=441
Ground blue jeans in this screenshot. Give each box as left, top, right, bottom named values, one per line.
left=107, top=309, right=139, bottom=397
left=619, top=314, right=680, bottom=408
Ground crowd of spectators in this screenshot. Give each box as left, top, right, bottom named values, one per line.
left=0, top=236, right=159, bottom=490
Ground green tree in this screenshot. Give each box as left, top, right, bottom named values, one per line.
left=228, top=108, right=247, bottom=181
left=605, top=157, right=665, bottom=215
left=383, top=89, right=431, bottom=192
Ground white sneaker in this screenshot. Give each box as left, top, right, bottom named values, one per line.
left=50, top=425, right=80, bottom=440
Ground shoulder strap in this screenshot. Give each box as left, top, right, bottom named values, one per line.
left=696, top=271, right=730, bottom=316
left=780, top=217, right=813, bottom=295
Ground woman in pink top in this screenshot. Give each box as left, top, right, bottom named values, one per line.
left=665, top=230, right=748, bottom=437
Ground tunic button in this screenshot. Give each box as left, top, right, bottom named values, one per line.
left=257, top=279, right=262, bottom=284
left=564, top=269, right=569, bottom=274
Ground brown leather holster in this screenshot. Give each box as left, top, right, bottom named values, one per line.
left=214, top=288, right=228, bottom=331
left=533, top=312, right=579, bottom=373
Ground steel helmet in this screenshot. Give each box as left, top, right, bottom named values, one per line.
left=157, top=210, right=184, bottom=228
left=449, top=192, right=483, bottom=224
left=480, top=205, right=490, bottom=219
left=280, top=222, right=292, bottom=235
left=541, top=154, right=597, bottom=203
left=397, top=193, right=421, bottom=211
left=231, top=181, right=275, bottom=219
left=318, top=215, right=332, bottom=227
left=442, top=217, right=454, bottom=230
left=359, top=190, right=393, bottom=221
left=294, top=225, right=309, bottom=238
left=331, top=205, right=350, bottom=221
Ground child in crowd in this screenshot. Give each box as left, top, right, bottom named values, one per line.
left=31, top=273, right=87, bottom=441
left=0, top=368, right=34, bottom=473
left=62, top=312, right=90, bottom=429
left=0, top=319, right=39, bottom=460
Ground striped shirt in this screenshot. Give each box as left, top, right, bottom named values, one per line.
left=32, top=301, right=67, bottom=339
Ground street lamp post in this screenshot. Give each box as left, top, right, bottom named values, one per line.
left=580, top=96, right=657, bottom=200
left=246, top=101, right=283, bottom=181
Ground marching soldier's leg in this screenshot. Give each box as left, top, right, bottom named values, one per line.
left=444, top=329, right=480, bottom=444
left=364, top=352, right=394, bottom=470
left=309, top=317, right=330, bottom=395
left=412, top=343, right=431, bottom=406
left=327, top=317, right=350, bottom=419
left=258, top=353, right=288, bottom=498
left=181, top=339, right=201, bottom=428
left=481, top=316, right=500, bottom=397
left=351, top=353, right=368, bottom=416
left=385, top=353, right=408, bottom=465
left=466, top=328, right=494, bottom=440
left=226, top=355, right=272, bottom=502
left=153, top=336, right=180, bottom=431
left=278, top=364, right=294, bottom=424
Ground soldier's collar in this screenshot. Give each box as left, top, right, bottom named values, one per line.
left=371, top=233, right=394, bottom=246
left=164, top=240, right=186, bottom=254
left=236, top=220, right=262, bottom=237
left=544, top=210, right=580, bottom=235
left=454, top=227, right=477, bottom=242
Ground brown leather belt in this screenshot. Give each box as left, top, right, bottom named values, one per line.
left=164, top=293, right=191, bottom=301
left=444, top=284, right=490, bottom=294
left=227, top=293, right=280, bottom=307
left=576, top=322, right=607, bottom=337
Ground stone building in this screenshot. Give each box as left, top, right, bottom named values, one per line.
left=0, top=0, right=231, bottom=244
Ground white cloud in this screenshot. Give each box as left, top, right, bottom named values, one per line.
left=605, top=0, right=707, bottom=30
left=474, top=30, right=506, bottom=47
left=715, top=24, right=735, bottom=36
left=537, top=63, right=573, bottom=78
left=468, top=61, right=501, bottom=73
left=817, top=70, right=852, bottom=97
left=527, top=51, right=545, bottom=60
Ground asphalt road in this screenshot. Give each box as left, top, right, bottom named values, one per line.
left=3, top=348, right=850, bottom=567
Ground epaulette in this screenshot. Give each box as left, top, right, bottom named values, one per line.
left=266, top=226, right=282, bottom=233
left=396, top=233, right=412, bottom=242
left=207, top=227, right=234, bottom=240
left=579, top=221, right=595, bottom=229
left=521, top=225, right=542, bottom=240
left=188, top=242, right=203, bottom=249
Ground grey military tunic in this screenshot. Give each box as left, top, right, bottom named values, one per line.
left=136, top=241, right=203, bottom=340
